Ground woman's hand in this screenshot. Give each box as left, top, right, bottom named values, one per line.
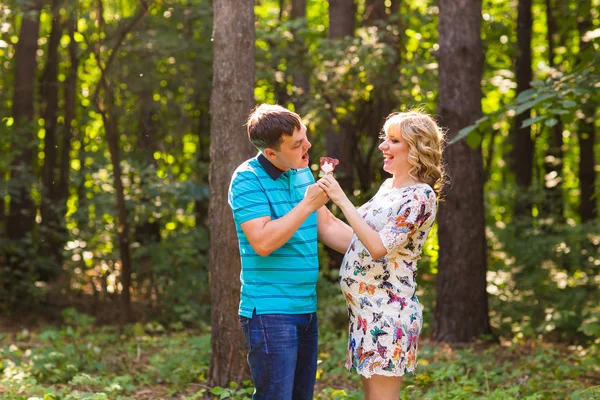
left=317, top=175, right=350, bottom=207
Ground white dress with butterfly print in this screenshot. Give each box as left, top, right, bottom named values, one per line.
left=339, top=180, right=437, bottom=378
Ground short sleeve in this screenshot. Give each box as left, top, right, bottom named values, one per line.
left=228, top=172, right=271, bottom=225
left=378, top=187, right=436, bottom=253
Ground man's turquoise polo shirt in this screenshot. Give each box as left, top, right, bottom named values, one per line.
left=228, top=153, right=318, bottom=317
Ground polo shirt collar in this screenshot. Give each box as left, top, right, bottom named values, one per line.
left=257, top=153, right=289, bottom=180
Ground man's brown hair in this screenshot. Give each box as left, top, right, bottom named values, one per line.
left=246, top=104, right=302, bottom=150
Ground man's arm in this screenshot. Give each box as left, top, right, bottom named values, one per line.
left=241, top=184, right=328, bottom=257
left=317, top=206, right=353, bottom=254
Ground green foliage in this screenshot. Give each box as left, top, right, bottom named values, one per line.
left=3, top=319, right=597, bottom=399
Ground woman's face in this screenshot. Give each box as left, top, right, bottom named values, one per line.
left=378, top=128, right=410, bottom=176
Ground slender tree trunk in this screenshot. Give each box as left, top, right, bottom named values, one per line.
left=357, top=0, right=401, bottom=191
left=59, top=10, right=78, bottom=210
left=326, top=0, right=356, bottom=192
left=208, top=0, right=255, bottom=386
left=325, top=0, right=356, bottom=273
left=543, top=0, right=564, bottom=221
left=577, top=0, right=597, bottom=222
left=290, top=0, right=310, bottom=112
left=433, top=0, right=492, bottom=343
left=136, top=87, right=160, bottom=243
left=363, top=0, right=385, bottom=25
left=100, top=86, right=133, bottom=324
left=39, top=0, right=63, bottom=280
left=5, top=1, right=42, bottom=279
left=511, top=0, right=534, bottom=219
left=90, top=0, right=148, bottom=323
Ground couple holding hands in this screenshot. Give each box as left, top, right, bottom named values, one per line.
left=228, top=104, right=445, bottom=400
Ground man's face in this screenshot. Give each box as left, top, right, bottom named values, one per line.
left=267, top=124, right=312, bottom=171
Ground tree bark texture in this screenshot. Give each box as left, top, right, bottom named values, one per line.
left=39, top=0, right=63, bottom=280
left=433, top=0, right=492, bottom=343
left=5, top=1, right=42, bottom=276
left=326, top=0, right=356, bottom=192
left=577, top=0, right=597, bottom=222
left=511, top=0, right=534, bottom=218
left=542, top=0, right=564, bottom=221
left=208, top=0, right=255, bottom=386
left=290, top=0, right=310, bottom=112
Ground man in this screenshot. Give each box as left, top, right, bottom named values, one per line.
left=228, top=104, right=352, bottom=399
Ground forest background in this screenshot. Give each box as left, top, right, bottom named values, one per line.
left=0, top=0, right=599, bottom=399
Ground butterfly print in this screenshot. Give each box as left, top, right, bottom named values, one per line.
left=386, top=290, right=407, bottom=309
left=358, top=249, right=370, bottom=260
left=372, top=312, right=383, bottom=324
left=353, top=261, right=368, bottom=276
left=359, top=297, right=373, bottom=309
left=392, top=323, right=404, bottom=344
left=347, top=306, right=355, bottom=319
left=369, top=361, right=383, bottom=373
left=359, top=282, right=376, bottom=295
left=415, top=203, right=432, bottom=227
left=341, top=183, right=434, bottom=376
left=343, top=277, right=357, bottom=287
left=345, top=293, right=356, bottom=306
left=383, top=359, right=395, bottom=372
left=375, top=269, right=390, bottom=281
left=377, top=341, right=388, bottom=358
left=357, top=315, right=368, bottom=334
left=356, top=339, right=376, bottom=369
left=378, top=281, right=395, bottom=291
left=398, top=276, right=411, bottom=287
left=370, top=326, right=388, bottom=344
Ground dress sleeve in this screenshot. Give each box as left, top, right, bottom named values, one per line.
left=228, top=172, right=271, bottom=225
left=378, top=187, right=436, bottom=254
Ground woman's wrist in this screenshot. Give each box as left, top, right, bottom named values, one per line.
left=338, top=198, right=354, bottom=213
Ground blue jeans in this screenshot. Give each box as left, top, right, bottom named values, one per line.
left=240, top=310, right=318, bottom=400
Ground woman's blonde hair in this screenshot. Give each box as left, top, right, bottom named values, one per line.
left=383, top=111, right=446, bottom=197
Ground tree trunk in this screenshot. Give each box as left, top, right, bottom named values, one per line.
left=59, top=10, right=78, bottom=210
left=577, top=0, right=596, bottom=222
left=363, top=0, right=386, bottom=25
left=511, top=0, right=534, bottom=218
left=326, top=0, right=356, bottom=192
left=5, top=1, right=41, bottom=276
left=100, top=86, right=133, bottom=324
left=328, top=0, right=356, bottom=38
left=208, top=0, right=255, bottom=386
left=433, top=0, right=492, bottom=343
left=290, top=0, right=310, bottom=112
left=325, top=0, right=356, bottom=273
left=194, top=98, right=210, bottom=228
left=356, top=0, right=401, bottom=192
left=39, top=0, right=63, bottom=280
left=135, top=88, right=161, bottom=243
left=542, top=0, right=564, bottom=221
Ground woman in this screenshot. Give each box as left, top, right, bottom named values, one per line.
left=317, top=111, right=445, bottom=400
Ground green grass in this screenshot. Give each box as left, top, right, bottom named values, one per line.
left=1, top=311, right=598, bottom=399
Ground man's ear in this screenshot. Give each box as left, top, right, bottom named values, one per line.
left=263, top=147, right=276, bottom=159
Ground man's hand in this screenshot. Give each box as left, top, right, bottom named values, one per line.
left=304, top=184, right=329, bottom=210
